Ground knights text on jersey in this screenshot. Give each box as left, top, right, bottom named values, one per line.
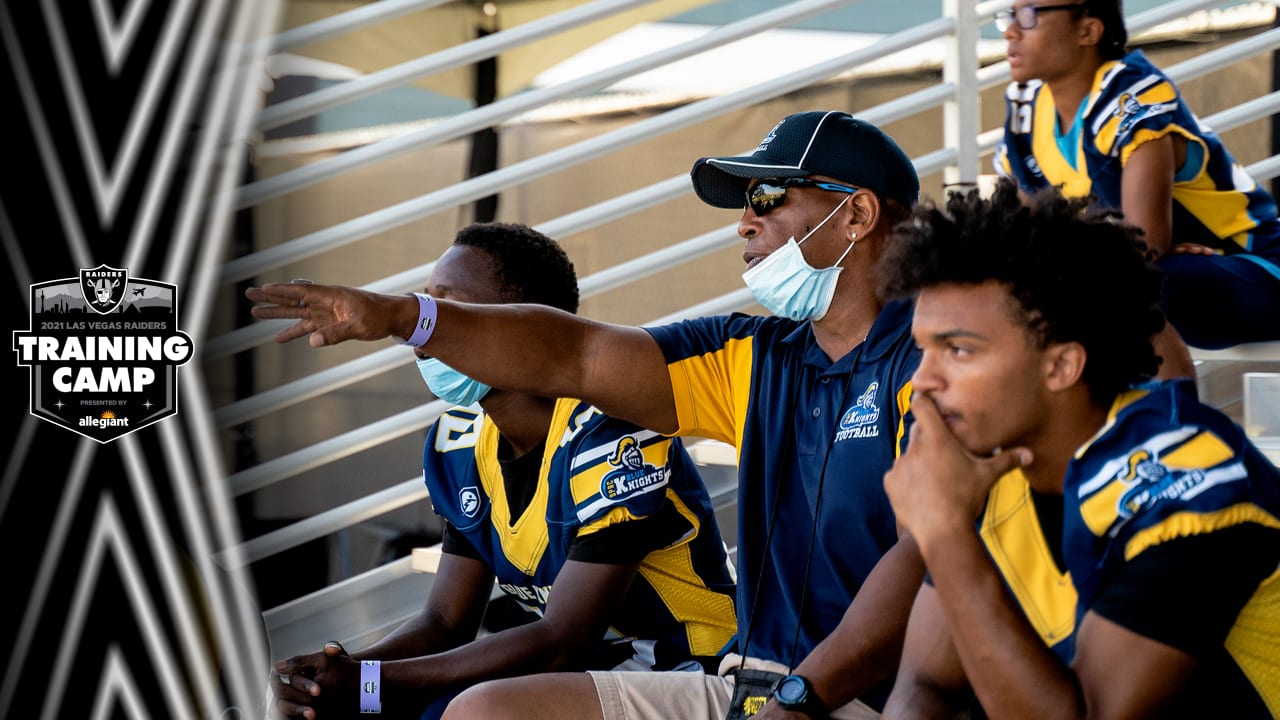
left=644, top=299, right=919, bottom=704
left=422, top=398, right=737, bottom=664
left=996, top=49, right=1280, bottom=274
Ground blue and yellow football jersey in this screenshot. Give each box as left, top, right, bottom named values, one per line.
left=422, top=397, right=737, bottom=667
left=644, top=299, right=919, bottom=708
left=976, top=470, right=1079, bottom=662
left=996, top=49, right=1280, bottom=279
left=980, top=379, right=1280, bottom=716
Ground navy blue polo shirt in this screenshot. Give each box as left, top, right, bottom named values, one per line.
left=645, top=300, right=919, bottom=701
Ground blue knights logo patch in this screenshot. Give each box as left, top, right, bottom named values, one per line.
left=1115, top=450, right=1207, bottom=519
left=835, top=381, right=881, bottom=442
left=1111, top=92, right=1177, bottom=143
left=600, top=436, right=668, bottom=500
left=1114, top=92, right=1147, bottom=134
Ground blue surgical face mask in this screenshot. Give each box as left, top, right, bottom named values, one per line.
left=417, top=357, right=491, bottom=406
left=742, top=194, right=856, bottom=322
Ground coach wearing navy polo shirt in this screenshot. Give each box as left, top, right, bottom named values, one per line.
left=247, top=110, right=925, bottom=719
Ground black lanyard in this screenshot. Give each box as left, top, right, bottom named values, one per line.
left=736, top=351, right=861, bottom=672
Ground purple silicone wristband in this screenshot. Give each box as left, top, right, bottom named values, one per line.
left=359, top=660, right=381, bottom=714
left=402, top=293, right=437, bottom=346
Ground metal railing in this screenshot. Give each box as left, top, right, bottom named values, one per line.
left=213, top=0, right=1280, bottom=657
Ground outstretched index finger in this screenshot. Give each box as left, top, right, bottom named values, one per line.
left=245, top=282, right=305, bottom=309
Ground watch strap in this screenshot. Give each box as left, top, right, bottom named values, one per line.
left=772, top=674, right=828, bottom=718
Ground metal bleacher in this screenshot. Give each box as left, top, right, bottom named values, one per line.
left=207, top=0, right=1280, bottom=661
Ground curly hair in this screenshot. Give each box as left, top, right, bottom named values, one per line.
left=878, top=178, right=1164, bottom=405
left=877, top=196, right=913, bottom=236
left=453, top=222, right=580, bottom=315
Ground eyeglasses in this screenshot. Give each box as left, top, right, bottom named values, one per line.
left=994, top=3, right=1086, bottom=32
left=746, top=178, right=859, bottom=216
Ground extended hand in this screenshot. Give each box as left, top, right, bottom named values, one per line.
left=1170, top=242, right=1221, bottom=256
left=273, top=641, right=357, bottom=719
left=245, top=282, right=414, bottom=348
left=883, top=393, right=1030, bottom=550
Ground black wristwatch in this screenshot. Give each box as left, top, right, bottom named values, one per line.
left=771, top=674, right=828, bottom=718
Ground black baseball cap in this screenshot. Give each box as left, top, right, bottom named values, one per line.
left=690, top=110, right=920, bottom=210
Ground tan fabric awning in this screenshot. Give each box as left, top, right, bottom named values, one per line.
left=279, top=0, right=718, bottom=100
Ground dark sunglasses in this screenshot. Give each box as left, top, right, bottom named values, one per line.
left=745, top=178, right=859, bottom=216
left=994, top=3, right=1086, bottom=32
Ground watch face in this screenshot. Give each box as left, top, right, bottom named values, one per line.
left=776, top=676, right=807, bottom=704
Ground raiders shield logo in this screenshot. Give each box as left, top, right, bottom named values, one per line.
left=80, top=264, right=128, bottom=315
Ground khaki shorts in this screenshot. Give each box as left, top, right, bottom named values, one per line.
left=588, top=653, right=880, bottom=720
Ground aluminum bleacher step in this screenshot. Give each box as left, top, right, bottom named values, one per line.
left=1190, top=342, right=1280, bottom=363
left=1254, top=436, right=1280, bottom=467
left=1244, top=372, right=1280, bottom=467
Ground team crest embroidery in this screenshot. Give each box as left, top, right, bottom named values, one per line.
left=600, top=436, right=668, bottom=500
left=1111, top=92, right=1176, bottom=140
left=13, top=266, right=194, bottom=443
left=459, top=486, right=482, bottom=518
left=754, top=118, right=785, bottom=153
left=1114, top=450, right=1208, bottom=519
left=1113, top=92, right=1146, bottom=134
left=835, top=381, right=881, bottom=442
